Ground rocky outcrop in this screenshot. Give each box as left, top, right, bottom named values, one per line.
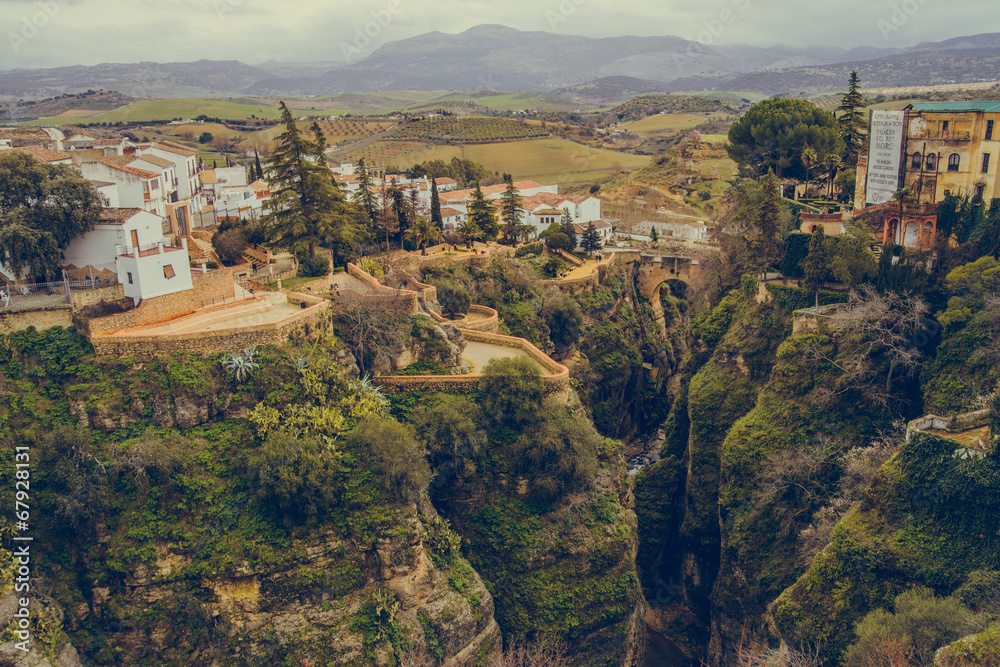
left=77, top=503, right=499, bottom=665
left=0, top=591, right=82, bottom=667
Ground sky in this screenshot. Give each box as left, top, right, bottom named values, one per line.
left=1, top=0, right=998, bottom=70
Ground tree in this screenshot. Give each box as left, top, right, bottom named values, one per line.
left=468, top=182, right=498, bottom=241
left=353, top=157, right=378, bottom=231
left=478, top=356, right=544, bottom=427
left=837, top=71, right=868, bottom=167
left=802, top=226, right=832, bottom=309
left=248, top=431, right=344, bottom=520
left=437, top=281, right=471, bottom=317
left=198, top=132, right=213, bottom=144
left=540, top=223, right=571, bottom=252
left=727, top=98, right=844, bottom=179
left=649, top=226, right=659, bottom=244
left=580, top=221, right=602, bottom=255
left=831, top=224, right=877, bottom=308
left=404, top=217, right=443, bottom=256
left=752, top=171, right=783, bottom=278
left=559, top=208, right=577, bottom=252
left=843, top=588, right=969, bottom=667
left=430, top=176, right=442, bottom=227
left=348, top=418, right=431, bottom=504
left=263, top=101, right=365, bottom=259
left=542, top=296, right=584, bottom=354
left=336, top=293, right=411, bottom=374
left=499, top=176, right=525, bottom=245
left=0, top=151, right=103, bottom=279
left=212, top=227, right=248, bottom=266
left=801, top=145, right=818, bottom=185
left=253, top=149, right=264, bottom=181
left=457, top=217, right=481, bottom=249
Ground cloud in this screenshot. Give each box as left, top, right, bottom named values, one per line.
left=1, top=0, right=997, bottom=70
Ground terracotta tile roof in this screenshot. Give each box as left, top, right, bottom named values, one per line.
left=98, top=207, right=143, bottom=224
left=521, top=193, right=588, bottom=209
left=249, top=180, right=269, bottom=191
left=200, top=170, right=218, bottom=184
left=94, top=138, right=125, bottom=147
left=67, top=130, right=101, bottom=140
left=440, top=207, right=464, bottom=217
left=572, top=220, right=612, bottom=233
left=440, top=180, right=551, bottom=203
left=153, top=140, right=198, bottom=157
left=532, top=208, right=565, bottom=216
left=436, top=177, right=456, bottom=184
left=7, top=145, right=71, bottom=163
left=134, top=154, right=174, bottom=169
left=98, top=159, right=159, bottom=180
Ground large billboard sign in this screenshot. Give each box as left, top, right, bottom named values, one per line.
left=865, top=110, right=905, bottom=205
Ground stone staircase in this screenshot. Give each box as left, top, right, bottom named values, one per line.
left=241, top=244, right=271, bottom=270
left=184, top=236, right=211, bottom=262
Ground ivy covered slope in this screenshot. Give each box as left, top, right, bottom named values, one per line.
left=771, top=315, right=1000, bottom=663
left=770, top=428, right=1000, bottom=661
left=404, top=358, right=645, bottom=666
left=634, top=279, right=791, bottom=658
left=0, top=327, right=499, bottom=666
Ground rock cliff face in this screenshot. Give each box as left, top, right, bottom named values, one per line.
left=73, top=502, right=499, bottom=665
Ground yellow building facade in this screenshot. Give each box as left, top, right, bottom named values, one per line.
left=901, top=101, right=1000, bottom=204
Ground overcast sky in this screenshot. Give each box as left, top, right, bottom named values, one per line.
left=2, top=0, right=997, bottom=70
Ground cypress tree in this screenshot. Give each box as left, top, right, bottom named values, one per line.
left=254, top=149, right=264, bottom=181
left=430, top=177, right=442, bottom=226
left=802, top=226, right=831, bottom=309
left=353, top=158, right=377, bottom=231
left=560, top=208, right=577, bottom=252
left=837, top=71, right=868, bottom=167
left=753, top=171, right=782, bottom=279
left=499, top=176, right=524, bottom=245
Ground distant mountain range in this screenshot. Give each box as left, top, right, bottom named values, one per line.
left=1, top=26, right=999, bottom=101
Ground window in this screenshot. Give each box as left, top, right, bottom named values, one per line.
left=912, top=152, right=922, bottom=168
left=163, top=265, right=176, bottom=279
left=150, top=180, right=159, bottom=190
left=127, top=272, right=133, bottom=284
left=987, top=120, right=995, bottom=141
left=975, top=184, right=985, bottom=201
left=942, top=120, right=950, bottom=134
left=983, top=153, right=991, bottom=174
left=948, top=154, right=961, bottom=172
left=926, top=154, right=936, bottom=170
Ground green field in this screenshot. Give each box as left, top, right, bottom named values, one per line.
left=621, top=113, right=706, bottom=137
left=26, top=98, right=348, bottom=125
left=392, top=137, right=651, bottom=186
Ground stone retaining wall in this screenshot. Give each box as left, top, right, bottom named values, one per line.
left=71, top=284, right=126, bottom=310
left=428, top=305, right=499, bottom=333
left=0, top=306, right=73, bottom=334
left=376, top=328, right=569, bottom=396
left=88, top=297, right=330, bottom=357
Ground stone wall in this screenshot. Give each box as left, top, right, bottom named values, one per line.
left=555, top=248, right=585, bottom=267
left=88, top=299, right=330, bottom=357
left=192, top=265, right=237, bottom=303
left=327, top=264, right=421, bottom=316
left=70, top=284, right=126, bottom=310
left=376, top=328, right=569, bottom=396
left=428, top=305, right=499, bottom=333
left=0, top=306, right=73, bottom=334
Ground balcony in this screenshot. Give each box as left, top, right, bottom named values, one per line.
left=909, top=130, right=972, bottom=141
left=117, top=240, right=185, bottom=258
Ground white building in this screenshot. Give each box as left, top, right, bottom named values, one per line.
left=440, top=206, right=465, bottom=232
left=78, top=160, right=169, bottom=219
left=63, top=208, right=193, bottom=305
left=574, top=220, right=613, bottom=249
left=139, top=141, right=202, bottom=206
left=639, top=220, right=711, bottom=243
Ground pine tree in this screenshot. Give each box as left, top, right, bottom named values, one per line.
left=581, top=221, right=602, bottom=255
left=753, top=171, right=782, bottom=279
left=499, top=176, right=525, bottom=245
left=430, top=177, right=442, bottom=227
left=560, top=208, right=577, bottom=252
left=263, top=101, right=365, bottom=259
left=353, top=158, right=377, bottom=231
left=837, top=71, right=868, bottom=167
left=650, top=226, right=659, bottom=244
left=254, top=149, right=264, bottom=181
left=802, top=226, right=832, bottom=309
left=468, top=182, right=497, bottom=242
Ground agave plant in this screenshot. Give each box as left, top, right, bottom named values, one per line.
left=221, top=347, right=260, bottom=383
left=293, top=356, right=309, bottom=372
